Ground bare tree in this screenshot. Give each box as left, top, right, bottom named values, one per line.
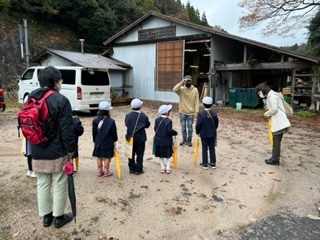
left=238, top=0, right=320, bottom=37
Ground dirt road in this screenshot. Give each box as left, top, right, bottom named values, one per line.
left=0, top=103, right=319, bottom=239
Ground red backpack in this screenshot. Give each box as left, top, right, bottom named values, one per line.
left=17, top=90, right=57, bottom=145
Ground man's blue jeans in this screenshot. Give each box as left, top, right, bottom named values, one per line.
left=179, top=113, right=194, bottom=141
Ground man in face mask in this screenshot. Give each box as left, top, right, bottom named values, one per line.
left=255, top=82, right=291, bottom=165
left=173, top=75, right=199, bottom=146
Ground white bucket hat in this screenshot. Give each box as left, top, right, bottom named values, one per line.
left=202, top=96, right=213, bottom=105
left=99, top=101, right=112, bottom=110
left=158, top=104, right=172, bottom=114
left=131, top=98, right=143, bottom=108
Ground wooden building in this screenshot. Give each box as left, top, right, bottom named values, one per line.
left=103, top=11, right=320, bottom=110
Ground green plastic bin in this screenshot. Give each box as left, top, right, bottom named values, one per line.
left=228, top=88, right=259, bottom=108
left=228, top=88, right=239, bottom=107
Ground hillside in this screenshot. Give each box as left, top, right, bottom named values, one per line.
left=0, top=12, right=80, bottom=85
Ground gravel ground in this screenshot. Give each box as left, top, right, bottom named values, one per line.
left=0, top=102, right=319, bottom=240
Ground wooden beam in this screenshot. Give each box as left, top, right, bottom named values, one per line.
left=215, top=61, right=315, bottom=71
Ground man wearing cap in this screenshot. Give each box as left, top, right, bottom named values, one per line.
left=173, top=75, right=199, bottom=146
left=125, top=98, right=151, bottom=175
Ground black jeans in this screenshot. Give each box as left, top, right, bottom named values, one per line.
left=272, top=133, right=283, bottom=161
left=200, top=137, right=216, bottom=165
left=128, top=141, right=145, bottom=173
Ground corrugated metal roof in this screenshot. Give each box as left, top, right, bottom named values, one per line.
left=103, top=11, right=320, bottom=64
left=31, top=48, right=130, bottom=70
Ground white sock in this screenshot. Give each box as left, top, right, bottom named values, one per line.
left=159, top=158, right=165, bottom=169
left=165, top=158, right=171, bottom=170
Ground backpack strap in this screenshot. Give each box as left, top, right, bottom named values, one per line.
left=41, top=89, right=56, bottom=99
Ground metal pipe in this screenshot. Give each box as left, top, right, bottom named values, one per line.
left=22, top=19, right=30, bottom=68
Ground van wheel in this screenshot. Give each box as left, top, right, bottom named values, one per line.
left=90, top=110, right=98, bottom=115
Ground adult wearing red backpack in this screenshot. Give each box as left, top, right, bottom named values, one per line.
left=29, top=66, right=75, bottom=228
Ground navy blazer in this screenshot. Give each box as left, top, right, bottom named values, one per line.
left=154, top=116, right=177, bottom=146
left=125, top=111, right=150, bottom=142
left=92, top=116, right=118, bottom=149
left=196, top=109, right=219, bottom=138
left=72, top=116, right=84, bottom=158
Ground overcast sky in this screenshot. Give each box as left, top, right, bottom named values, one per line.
left=180, top=0, right=308, bottom=47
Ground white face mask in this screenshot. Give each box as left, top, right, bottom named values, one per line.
left=56, top=80, right=63, bottom=92
left=258, top=91, right=266, bottom=98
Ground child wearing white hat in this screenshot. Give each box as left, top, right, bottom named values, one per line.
left=195, top=97, right=219, bottom=169
left=125, top=98, right=150, bottom=175
left=153, top=104, right=178, bottom=173
left=92, top=101, right=118, bottom=177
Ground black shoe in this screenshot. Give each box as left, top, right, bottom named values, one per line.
left=202, top=164, right=208, bottom=170
left=54, top=213, right=73, bottom=228
left=210, top=163, right=216, bottom=169
left=187, top=141, right=192, bottom=147
left=200, top=163, right=208, bottom=170
left=179, top=140, right=186, bottom=146
left=129, top=171, right=135, bottom=174
left=265, top=158, right=280, bottom=165
left=135, top=170, right=144, bottom=175
left=43, top=212, right=53, bottom=227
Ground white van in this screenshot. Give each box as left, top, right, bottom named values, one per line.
left=18, top=66, right=111, bottom=113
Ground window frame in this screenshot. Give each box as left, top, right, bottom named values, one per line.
left=156, top=40, right=184, bottom=91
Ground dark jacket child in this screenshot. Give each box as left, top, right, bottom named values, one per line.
left=71, top=105, right=84, bottom=175
left=22, top=137, right=37, bottom=177
left=154, top=104, right=178, bottom=174
left=92, top=101, right=118, bottom=177
left=21, top=96, right=36, bottom=178
left=195, top=97, right=219, bottom=170
left=125, top=98, right=150, bottom=175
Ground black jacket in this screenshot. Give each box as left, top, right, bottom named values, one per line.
left=125, top=111, right=150, bottom=142
left=196, top=109, right=219, bottom=138
left=30, top=88, right=75, bottom=160
left=154, top=116, right=177, bottom=146
left=72, top=116, right=84, bottom=158
left=92, top=116, right=118, bottom=149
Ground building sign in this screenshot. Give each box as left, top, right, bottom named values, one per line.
left=138, top=26, right=176, bottom=41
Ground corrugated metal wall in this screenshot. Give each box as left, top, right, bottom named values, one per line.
left=113, top=44, right=179, bottom=103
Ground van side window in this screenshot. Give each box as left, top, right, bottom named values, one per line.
left=60, top=70, right=76, bottom=84
left=81, top=70, right=110, bottom=86
left=21, top=69, right=35, bottom=80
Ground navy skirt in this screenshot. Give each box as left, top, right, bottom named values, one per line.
left=92, top=148, right=114, bottom=158
left=155, top=146, right=173, bottom=158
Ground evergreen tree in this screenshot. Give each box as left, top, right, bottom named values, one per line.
left=308, top=10, right=320, bottom=57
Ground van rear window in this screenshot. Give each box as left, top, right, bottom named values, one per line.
left=60, top=70, right=76, bottom=84
left=81, top=70, right=110, bottom=86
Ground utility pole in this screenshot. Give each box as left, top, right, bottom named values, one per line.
left=24, top=19, right=30, bottom=67
left=79, top=39, right=85, bottom=53
left=18, top=19, right=30, bottom=68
